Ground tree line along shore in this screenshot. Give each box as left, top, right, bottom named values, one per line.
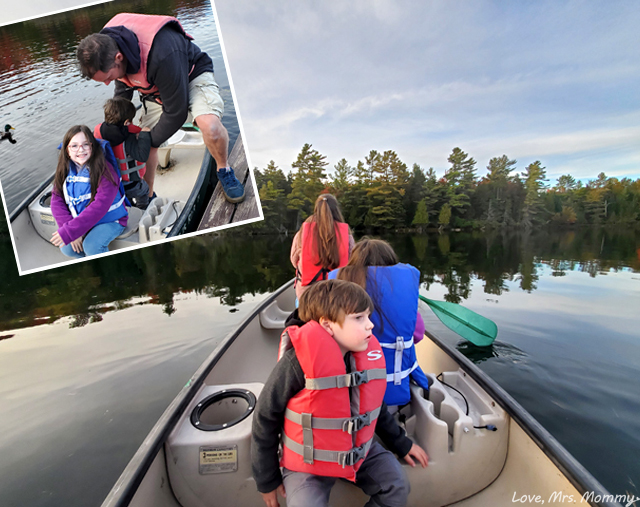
left=2, top=143, right=638, bottom=237
left=249, top=143, right=640, bottom=234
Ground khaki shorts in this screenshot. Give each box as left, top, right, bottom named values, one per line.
left=138, top=72, right=224, bottom=131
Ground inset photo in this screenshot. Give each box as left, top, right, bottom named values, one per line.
left=0, top=0, right=262, bottom=276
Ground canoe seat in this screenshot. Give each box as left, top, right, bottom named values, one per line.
left=166, top=382, right=264, bottom=507
left=390, top=372, right=508, bottom=506
left=27, top=185, right=57, bottom=242
left=259, top=298, right=292, bottom=329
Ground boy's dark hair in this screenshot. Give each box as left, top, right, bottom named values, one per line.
left=104, top=97, right=136, bottom=125
left=299, top=279, right=372, bottom=325
left=76, top=33, right=120, bottom=79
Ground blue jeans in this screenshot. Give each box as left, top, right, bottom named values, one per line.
left=282, top=442, right=410, bottom=507
left=60, top=222, right=125, bottom=258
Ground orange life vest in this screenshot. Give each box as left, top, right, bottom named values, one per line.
left=103, top=13, right=193, bottom=99
left=298, top=222, right=349, bottom=286
left=280, top=321, right=387, bottom=481
left=93, top=124, right=146, bottom=182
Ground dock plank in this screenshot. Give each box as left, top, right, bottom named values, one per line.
left=197, top=134, right=260, bottom=230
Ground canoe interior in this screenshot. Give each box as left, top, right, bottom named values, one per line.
left=105, top=282, right=608, bottom=507
left=9, top=139, right=211, bottom=274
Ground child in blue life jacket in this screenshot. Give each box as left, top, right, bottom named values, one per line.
left=50, top=125, right=128, bottom=258
left=252, top=279, right=428, bottom=507
left=330, top=238, right=431, bottom=408
left=94, top=97, right=151, bottom=209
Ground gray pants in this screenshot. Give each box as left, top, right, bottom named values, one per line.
left=282, top=442, right=410, bottom=507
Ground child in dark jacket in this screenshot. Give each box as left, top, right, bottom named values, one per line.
left=252, top=280, right=428, bottom=507
left=95, top=97, right=151, bottom=209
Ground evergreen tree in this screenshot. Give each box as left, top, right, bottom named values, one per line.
left=363, top=150, right=407, bottom=229
left=412, top=199, right=429, bottom=232
left=555, top=174, right=578, bottom=193
left=439, top=203, right=452, bottom=229
left=287, top=144, right=328, bottom=225
left=445, top=148, right=476, bottom=220
left=521, top=161, right=548, bottom=228
left=405, top=163, right=427, bottom=226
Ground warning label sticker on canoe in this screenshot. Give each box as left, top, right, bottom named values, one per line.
left=199, top=445, right=238, bottom=474
left=40, top=213, right=55, bottom=225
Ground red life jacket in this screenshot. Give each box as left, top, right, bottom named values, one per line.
left=93, top=124, right=146, bottom=182
left=280, top=321, right=387, bottom=481
left=298, top=221, right=349, bottom=286
left=103, top=13, right=193, bottom=100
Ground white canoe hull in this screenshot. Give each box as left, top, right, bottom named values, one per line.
left=101, top=281, right=620, bottom=507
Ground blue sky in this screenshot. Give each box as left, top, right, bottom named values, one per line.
left=214, top=0, right=640, bottom=185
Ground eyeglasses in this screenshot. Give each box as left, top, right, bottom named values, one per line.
left=68, top=143, right=92, bottom=152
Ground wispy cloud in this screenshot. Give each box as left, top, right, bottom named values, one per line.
left=217, top=0, right=640, bottom=179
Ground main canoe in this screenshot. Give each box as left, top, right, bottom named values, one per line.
left=99, top=280, right=621, bottom=507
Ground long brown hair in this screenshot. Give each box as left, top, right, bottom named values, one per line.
left=307, top=193, right=347, bottom=270
left=53, top=125, right=115, bottom=201
left=336, top=238, right=399, bottom=288
left=336, top=238, right=399, bottom=335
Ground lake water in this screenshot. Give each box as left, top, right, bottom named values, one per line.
left=0, top=227, right=638, bottom=506
left=0, top=0, right=238, bottom=214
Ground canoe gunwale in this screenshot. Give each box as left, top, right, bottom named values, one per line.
left=101, top=280, right=294, bottom=507
left=425, top=329, right=621, bottom=507
left=167, top=148, right=217, bottom=237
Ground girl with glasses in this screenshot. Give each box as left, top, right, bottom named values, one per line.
left=50, top=125, right=128, bottom=258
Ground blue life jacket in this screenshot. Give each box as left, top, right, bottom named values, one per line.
left=329, top=263, right=430, bottom=406
left=62, top=139, right=128, bottom=223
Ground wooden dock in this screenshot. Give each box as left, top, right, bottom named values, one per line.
left=197, top=134, right=261, bottom=230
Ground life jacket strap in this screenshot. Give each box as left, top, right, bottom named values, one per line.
left=284, top=406, right=381, bottom=435
left=379, top=337, right=414, bottom=349
left=380, top=336, right=415, bottom=385
left=305, top=368, right=387, bottom=390
left=119, top=161, right=146, bottom=176
left=385, top=360, right=419, bottom=384
left=308, top=266, right=330, bottom=284
left=282, top=433, right=373, bottom=467
left=108, top=194, right=126, bottom=212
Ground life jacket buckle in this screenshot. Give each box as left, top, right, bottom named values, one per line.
left=349, top=370, right=369, bottom=387
left=342, top=412, right=372, bottom=434
left=339, top=444, right=366, bottom=468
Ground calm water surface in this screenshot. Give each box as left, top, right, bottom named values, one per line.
left=0, top=228, right=638, bottom=506
left=0, top=0, right=238, bottom=213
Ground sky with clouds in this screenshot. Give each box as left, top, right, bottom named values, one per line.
left=214, top=0, right=640, bottom=184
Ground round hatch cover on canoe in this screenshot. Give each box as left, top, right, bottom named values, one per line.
left=190, top=389, right=256, bottom=431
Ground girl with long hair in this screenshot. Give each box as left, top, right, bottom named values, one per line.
left=290, top=193, right=354, bottom=300
left=330, top=238, right=429, bottom=407
left=50, top=125, right=128, bottom=258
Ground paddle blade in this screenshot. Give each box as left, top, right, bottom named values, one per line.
left=419, top=296, right=497, bottom=347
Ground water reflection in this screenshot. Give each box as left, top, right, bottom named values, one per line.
left=0, top=232, right=294, bottom=332
left=0, top=228, right=637, bottom=334
left=386, top=228, right=639, bottom=303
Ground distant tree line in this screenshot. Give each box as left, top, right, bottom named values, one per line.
left=251, top=144, right=640, bottom=233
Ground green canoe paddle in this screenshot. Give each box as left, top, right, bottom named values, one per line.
left=419, top=295, right=498, bottom=347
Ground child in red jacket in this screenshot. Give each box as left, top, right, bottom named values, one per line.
left=252, top=280, right=428, bottom=507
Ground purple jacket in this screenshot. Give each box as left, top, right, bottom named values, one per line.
left=51, top=162, right=128, bottom=244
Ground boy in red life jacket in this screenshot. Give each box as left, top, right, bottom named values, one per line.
left=252, top=280, right=428, bottom=507
left=95, top=97, right=151, bottom=209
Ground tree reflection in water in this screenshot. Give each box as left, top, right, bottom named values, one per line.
left=0, top=227, right=638, bottom=333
